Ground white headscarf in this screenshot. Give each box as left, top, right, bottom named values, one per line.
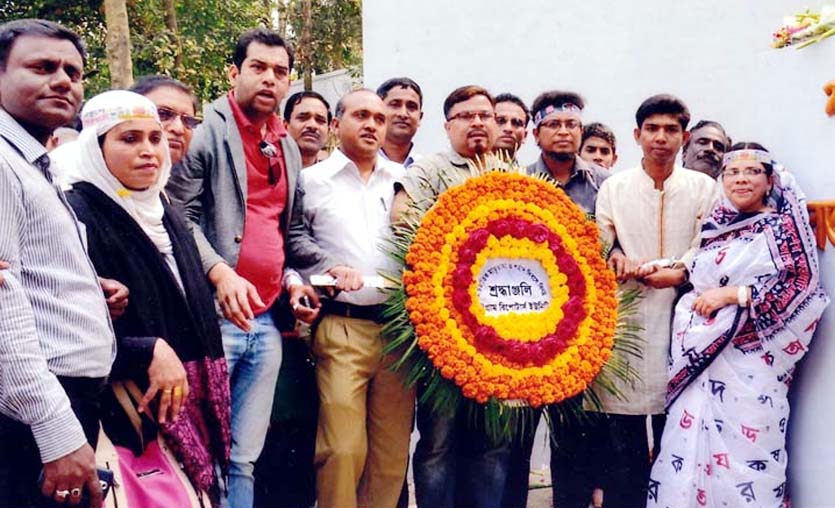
left=60, top=90, right=175, bottom=258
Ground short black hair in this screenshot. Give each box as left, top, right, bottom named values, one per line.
left=283, top=91, right=332, bottom=123
left=376, top=77, right=423, bottom=107
left=723, top=141, right=774, bottom=176
left=530, top=90, right=585, bottom=120
left=232, top=28, right=294, bottom=71
left=0, top=18, right=86, bottom=71
left=581, top=122, right=617, bottom=153
left=635, top=94, right=690, bottom=130
left=443, top=85, right=494, bottom=119
left=130, top=74, right=199, bottom=113
left=495, top=92, right=530, bottom=126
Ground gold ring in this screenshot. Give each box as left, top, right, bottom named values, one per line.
left=70, top=488, right=82, bottom=497
left=55, top=490, right=70, bottom=500
left=173, top=386, right=183, bottom=396
left=163, top=387, right=173, bottom=394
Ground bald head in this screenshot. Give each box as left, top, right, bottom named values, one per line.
left=335, top=89, right=383, bottom=118
left=333, top=89, right=387, bottom=165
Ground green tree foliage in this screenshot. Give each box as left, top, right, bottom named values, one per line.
left=1, top=0, right=362, bottom=102
left=1, top=1, right=271, bottom=102
left=283, top=0, right=362, bottom=80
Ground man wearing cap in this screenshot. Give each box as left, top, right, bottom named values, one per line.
left=502, top=91, right=609, bottom=508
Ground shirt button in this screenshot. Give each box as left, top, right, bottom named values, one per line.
left=234, top=234, right=243, bottom=243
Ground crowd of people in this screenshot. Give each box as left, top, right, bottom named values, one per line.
left=0, top=17, right=828, bottom=508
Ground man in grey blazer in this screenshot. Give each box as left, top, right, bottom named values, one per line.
left=166, top=28, right=318, bottom=508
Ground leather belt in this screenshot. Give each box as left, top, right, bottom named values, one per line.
left=324, top=301, right=386, bottom=323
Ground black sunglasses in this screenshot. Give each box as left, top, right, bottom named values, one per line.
left=157, top=106, right=202, bottom=130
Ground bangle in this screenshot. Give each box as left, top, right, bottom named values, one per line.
left=737, top=285, right=749, bottom=307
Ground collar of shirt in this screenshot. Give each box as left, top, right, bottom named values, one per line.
left=318, top=147, right=403, bottom=182
left=226, top=90, right=286, bottom=139
left=379, top=143, right=421, bottom=168
left=637, top=161, right=683, bottom=191
left=446, top=148, right=471, bottom=168
left=0, top=108, right=50, bottom=172
left=531, top=154, right=591, bottom=185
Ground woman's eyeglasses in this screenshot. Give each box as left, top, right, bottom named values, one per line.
left=722, top=168, right=765, bottom=177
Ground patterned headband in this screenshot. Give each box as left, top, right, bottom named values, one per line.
left=532, top=103, right=583, bottom=127
left=81, top=104, right=158, bottom=130
left=721, top=149, right=772, bottom=167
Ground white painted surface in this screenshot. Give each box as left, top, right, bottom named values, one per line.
left=364, top=1, right=834, bottom=505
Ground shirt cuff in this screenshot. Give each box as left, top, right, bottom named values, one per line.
left=283, top=270, right=304, bottom=289
left=30, top=406, right=88, bottom=463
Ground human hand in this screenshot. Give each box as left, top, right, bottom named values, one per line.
left=0, top=260, right=8, bottom=285
left=139, top=339, right=189, bottom=424
left=327, top=265, right=364, bottom=292
left=41, top=444, right=102, bottom=508
left=692, top=286, right=738, bottom=318
left=608, top=252, right=642, bottom=281
left=209, top=263, right=265, bottom=332
left=289, top=284, right=321, bottom=324
left=100, top=277, right=129, bottom=320
left=641, top=268, right=687, bottom=289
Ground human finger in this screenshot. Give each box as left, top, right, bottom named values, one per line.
left=85, top=469, right=104, bottom=508
left=53, top=485, right=71, bottom=504
left=170, top=385, right=184, bottom=420
left=245, top=283, right=264, bottom=317
left=68, top=486, right=83, bottom=505
left=158, top=387, right=172, bottom=424
left=138, top=380, right=160, bottom=414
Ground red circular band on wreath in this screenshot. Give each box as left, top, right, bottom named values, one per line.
left=449, top=217, right=588, bottom=366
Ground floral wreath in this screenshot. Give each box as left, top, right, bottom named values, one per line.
left=382, top=162, right=640, bottom=427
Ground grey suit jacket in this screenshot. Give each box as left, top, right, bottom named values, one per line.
left=166, top=94, right=305, bottom=274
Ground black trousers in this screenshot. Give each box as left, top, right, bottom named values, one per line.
left=0, top=377, right=105, bottom=508
left=502, top=396, right=597, bottom=508
left=593, top=413, right=666, bottom=508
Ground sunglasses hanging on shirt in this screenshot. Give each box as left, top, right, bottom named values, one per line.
left=259, top=140, right=280, bottom=186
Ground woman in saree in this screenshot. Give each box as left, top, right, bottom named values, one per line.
left=57, top=90, right=231, bottom=502
left=647, top=142, right=829, bottom=508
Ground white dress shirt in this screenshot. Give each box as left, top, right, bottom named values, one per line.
left=299, top=149, right=405, bottom=306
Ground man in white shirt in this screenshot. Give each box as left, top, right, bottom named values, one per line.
left=376, top=77, right=423, bottom=167
left=287, top=89, right=414, bottom=508
left=593, top=94, right=718, bottom=506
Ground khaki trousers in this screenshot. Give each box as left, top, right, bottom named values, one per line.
left=313, top=314, right=416, bottom=508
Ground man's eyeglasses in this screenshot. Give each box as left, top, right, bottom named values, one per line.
left=496, top=116, right=526, bottom=129
left=448, top=110, right=495, bottom=123
left=722, top=167, right=766, bottom=177
left=539, top=119, right=580, bottom=131
left=157, top=107, right=202, bottom=130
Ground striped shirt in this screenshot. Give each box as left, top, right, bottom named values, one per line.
left=0, top=108, right=115, bottom=462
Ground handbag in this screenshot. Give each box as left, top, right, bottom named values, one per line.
left=96, top=380, right=210, bottom=508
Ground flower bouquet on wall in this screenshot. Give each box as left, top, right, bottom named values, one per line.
left=772, top=5, right=835, bottom=49
left=381, top=160, right=641, bottom=438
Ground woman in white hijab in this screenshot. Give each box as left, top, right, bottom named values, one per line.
left=59, top=90, right=231, bottom=502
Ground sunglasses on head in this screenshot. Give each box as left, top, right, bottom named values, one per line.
left=157, top=106, right=202, bottom=130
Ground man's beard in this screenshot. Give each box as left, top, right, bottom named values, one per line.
left=544, top=150, right=575, bottom=162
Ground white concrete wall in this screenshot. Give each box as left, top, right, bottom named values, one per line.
left=364, top=1, right=835, bottom=505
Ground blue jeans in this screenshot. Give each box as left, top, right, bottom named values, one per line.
left=413, top=399, right=511, bottom=508
left=221, top=312, right=283, bottom=508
